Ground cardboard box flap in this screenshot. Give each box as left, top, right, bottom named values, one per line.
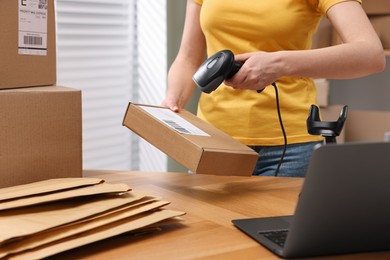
left=0, top=178, right=103, bottom=202
left=0, top=183, right=131, bottom=211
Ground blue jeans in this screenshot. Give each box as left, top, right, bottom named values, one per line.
left=249, top=141, right=323, bottom=177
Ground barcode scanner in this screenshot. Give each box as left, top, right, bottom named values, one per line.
left=192, top=50, right=243, bottom=93
left=192, top=49, right=284, bottom=176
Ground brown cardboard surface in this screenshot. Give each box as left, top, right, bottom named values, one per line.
left=0, top=86, right=82, bottom=188
left=362, top=0, right=390, bottom=15
left=367, top=15, right=390, bottom=49
left=314, top=78, right=329, bottom=107
left=345, top=110, right=390, bottom=142
left=122, top=103, right=259, bottom=176
left=0, top=0, right=56, bottom=89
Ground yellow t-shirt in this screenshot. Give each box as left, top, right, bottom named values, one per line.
left=193, top=0, right=361, bottom=146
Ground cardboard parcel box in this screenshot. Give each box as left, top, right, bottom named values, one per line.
left=0, top=86, right=82, bottom=188
left=362, top=0, right=390, bottom=15
left=123, top=103, right=259, bottom=176
left=345, top=110, right=390, bottom=142
left=0, top=0, right=56, bottom=89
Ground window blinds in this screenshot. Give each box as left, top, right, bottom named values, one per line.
left=56, top=0, right=168, bottom=172
left=56, top=0, right=134, bottom=170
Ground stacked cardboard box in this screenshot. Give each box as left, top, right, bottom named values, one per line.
left=0, top=0, right=56, bottom=89
left=0, top=0, right=82, bottom=188
left=344, top=110, right=390, bottom=143
left=0, top=86, right=82, bottom=188
left=362, top=0, right=390, bottom=14
left=362, top=0, right=390, bottom=51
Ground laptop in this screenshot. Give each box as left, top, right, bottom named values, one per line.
left=232, top=142, right=390, bottom=259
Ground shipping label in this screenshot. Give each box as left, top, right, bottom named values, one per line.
left=18, top=0, right=48, bottom=55
left=140, top=106, right=210, bottom=136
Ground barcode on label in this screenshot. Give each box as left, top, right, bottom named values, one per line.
left=39, top=0, right=48, bottom=9
left=163, top=120, right=191, bottom=134
left=24, top=36, right=43, bottom=46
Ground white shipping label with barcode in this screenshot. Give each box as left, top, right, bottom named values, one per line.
left=140, top=106, right=210, bottom=136
left=18, top=0, right=48, bottom=55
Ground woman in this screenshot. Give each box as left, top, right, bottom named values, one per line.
left=162, top=0, right=385, bottom=177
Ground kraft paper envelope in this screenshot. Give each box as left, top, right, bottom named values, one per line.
left=0, top=178, right=104, bottom=202
left=10, top=209, right=185, bottom=260
left=0, top=182, right=131, bottom=211
left=0, top=191, right=146, bottom=244
left=0, top=199, right=169, bottom=258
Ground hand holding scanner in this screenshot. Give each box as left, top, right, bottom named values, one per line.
left=192, top=50, right=242, bottom=93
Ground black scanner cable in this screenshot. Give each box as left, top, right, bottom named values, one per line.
left=192, top=50, right=287, bottom=177
left=271, top=82, right=287, bottom=177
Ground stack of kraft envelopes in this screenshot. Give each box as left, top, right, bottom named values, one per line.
left=0, top=178, right=185, bottom=259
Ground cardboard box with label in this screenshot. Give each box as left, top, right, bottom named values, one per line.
left=123, top=103, right=259, bottom=176
left=0, top=86, right=82, bottom=188
left=0, top=0, right=56, bottom=89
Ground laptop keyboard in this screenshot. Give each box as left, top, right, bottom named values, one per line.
left=259, top=230, right=289, bottom=248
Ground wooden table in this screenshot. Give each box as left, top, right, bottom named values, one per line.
left=51, top=171, right=390, bottom=260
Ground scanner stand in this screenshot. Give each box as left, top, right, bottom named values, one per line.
left=307, top=105, right=348, bottom=144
